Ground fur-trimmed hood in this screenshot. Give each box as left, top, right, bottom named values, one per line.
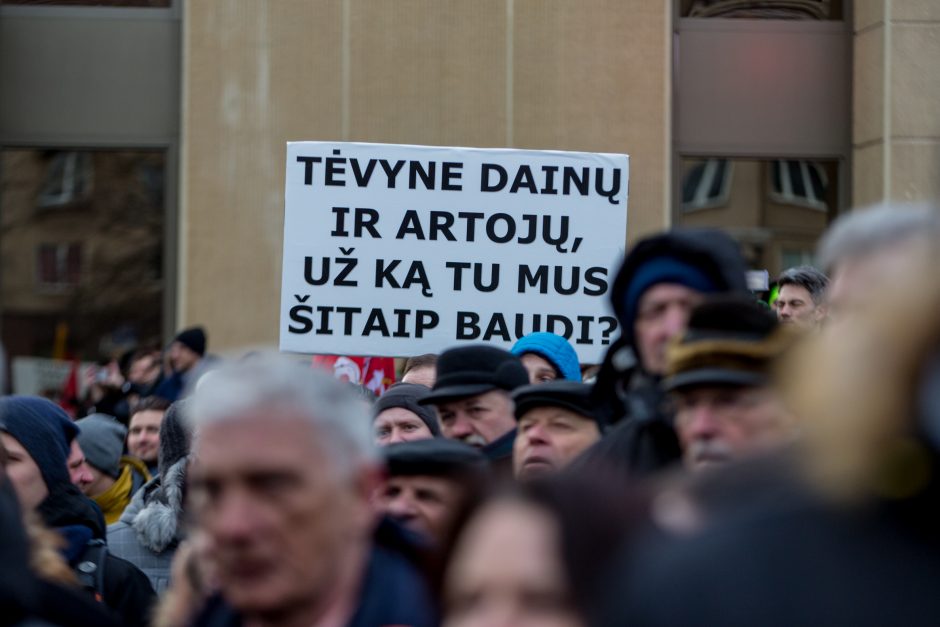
left=123, top=455, right=188, bottom=553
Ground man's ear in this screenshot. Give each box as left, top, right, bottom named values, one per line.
left=814, top=304, right=829, bottom=323
left=352, top=463, right=386, bottom=529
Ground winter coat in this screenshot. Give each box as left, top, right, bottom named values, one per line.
left=191, top=544, right=438, bottom=627
left=39, top=481, right=156, bottom=626
left=589, top=229, right=750, bottom=475
left=108, top=456, right=187, bottom=593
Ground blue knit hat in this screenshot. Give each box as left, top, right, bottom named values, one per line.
left=622, top=257, right=718, bottom=332
left=511, top=332, right=581, bottom=382
left=0, top=396, right=77, bottom=490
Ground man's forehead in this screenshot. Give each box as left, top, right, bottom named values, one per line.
left=520, top=405, right=591, bottom=423
left=778, top=284, right=812, bottom=301
left=639, top=283, right=704, bottom=307
left=130, top=409, right=164, bottom=426
left=437, top=390, right=504, bottom=409
left=674, top=383, right=758, bottom=398
left=195, top=409, right=321, bottom=449
left=388, top=474, right=456, bottom=491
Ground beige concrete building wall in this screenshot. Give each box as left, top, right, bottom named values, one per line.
left=181, top=0, right=671, bottom=351
left=853, top=0, right=940, bottom=206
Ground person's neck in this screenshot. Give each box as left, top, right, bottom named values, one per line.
left=242, top=540, right=370, bottom=627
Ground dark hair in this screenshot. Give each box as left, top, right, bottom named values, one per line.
left=402, top=353, right=438, bottom=376
left=439, top=474, right=647, bottom=619
left=130, top=395, right=171, bottom=417
left=777, top=265, right=829, bottom=305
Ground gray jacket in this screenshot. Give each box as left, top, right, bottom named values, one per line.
left=107, top=456, right=187, bottom=593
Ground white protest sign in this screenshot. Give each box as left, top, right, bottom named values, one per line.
left=280, top=142, right=628, bottom=363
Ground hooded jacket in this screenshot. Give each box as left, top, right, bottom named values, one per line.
left=108, top=456, right=187, bottom=593
left=0, top=396, right=156, bottom=625
left=587, top=229, right=749, bottom=475
left=108, top=399, right=192, bottom=593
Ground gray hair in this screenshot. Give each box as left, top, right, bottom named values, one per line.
left=777, top=265, right=829, bottom=305
left=188, top=352, right=378, bottom=475
left=816, top=203, right=940, bottom=273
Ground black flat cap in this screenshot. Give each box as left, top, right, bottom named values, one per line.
left=418, top=345, right=529, bottom=405
left=384, top=438, right=487, bottom=478
left=511, top=381, right=599, bottom=425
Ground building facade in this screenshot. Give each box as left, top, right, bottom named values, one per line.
left=1, top=0, right=938, bottom=377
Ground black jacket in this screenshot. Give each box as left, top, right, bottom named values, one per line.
left=1, top=478, right=120, bottom=627
left=38, top=482, right=156, bottom=627
left=598, top=476, right=940, bottom=627
left=191, top=544, right=438, bottom=627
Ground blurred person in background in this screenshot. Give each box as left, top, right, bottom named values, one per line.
left=599, top=238, right=940, bottom=627
left=0, top=396, right=155, bottom=625
left=442, top=477, right=645, bottom=627
left=584, top=228, right=750, bottom=477
left=372, top=383, right=440, bottom=446
left=511, top=332, right=582, bottom=384
left=0, top=435, right=123, bottom=627
left=74, top=413, right=151, bottom=524
left=80, top=358, right=129, bottom=422
left=774, top=265, right=829, bottom=329
left=127, top=396, right=169, bottom=475
left=109, top=400, right=192, bottom=593
left=187, top=354, right=436, bottom=627
left=121, top=346, right=166, bottom=408
left=155, top=326, right=211, bottom=402
left=401, top=353, right=438, bottom=387
left=664, top=296, right=798, bottom=473
left=817, top=203, right=939, bottom=320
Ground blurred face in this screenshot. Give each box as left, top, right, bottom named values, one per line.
left=373, top=407, right=434, bottom=446
left=67, top=440, right=94, bottom=489
left=674, top=384, right=792, bottom=472
left=189, top=411, right=374, bottom=619
left=128, top=354, right=162, bottom=386
left=169, top=341, right=200, bottom=373
left=514, top=407, right=600, bottom=480
left=634, top=284, right=704, bottom=375
left=436, top=390, right=515, bottom=448
left=444, top=500, right=582, bottom=627
left=81, top=463, right=114, bottom=498
left=376, top=475, right=461, bottom=542
left=520, top=354, right=560, bottom=384
left=128, top=409, right=163, bottom=463
left=1, top=433, right=48, bottom=511
left=775, top=284, right=825, bottom=328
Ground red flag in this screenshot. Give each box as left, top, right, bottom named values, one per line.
left=311, top=355, right=396, bottom=396
left=58, top=360, right=80, bottom=417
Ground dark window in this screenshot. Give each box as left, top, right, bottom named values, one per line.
left=681, top=0, right=838, bottom=20
left=36, top=243, right=82, bottom=288
left=770, top=159, right=828, bottom=211
left=681, top=158, right=733, bottom=212
left=37, top=152, right=93, bottom=209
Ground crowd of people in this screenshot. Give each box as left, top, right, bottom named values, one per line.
left=2, top=202, right=939, bottom=626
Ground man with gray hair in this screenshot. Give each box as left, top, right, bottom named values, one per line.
left=817, top=203, right=939, bottom=319
left=774, top=265, right=829, bottom=329
left=186, top=353, right=436, bottom=627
